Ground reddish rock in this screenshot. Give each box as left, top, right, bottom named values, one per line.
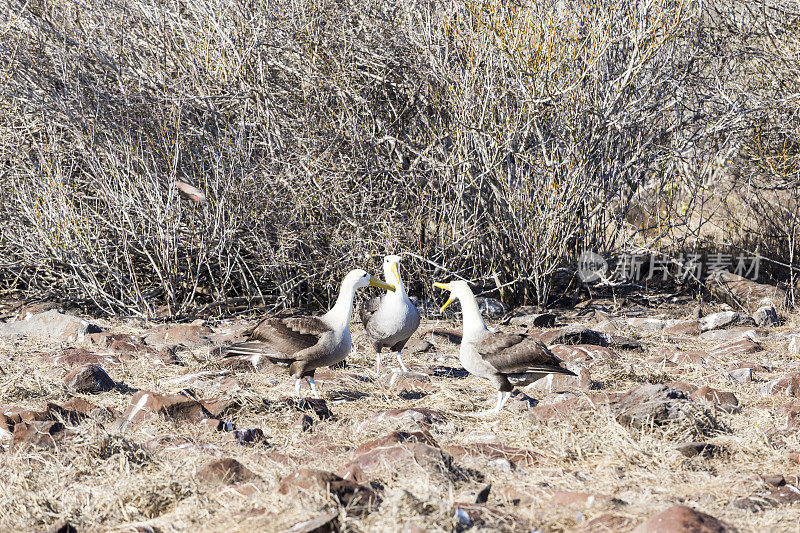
left=200, top=397, right=238, bottom=419
left=279, top=468, right=378, bottom=510
left=2, top=407, right=51, bottom=428
left=404, top=339, right=433, bottom=354
left=663, top=320, right=702, bottom=336
left=86, top=332, right=149, bottom=355
left=63, top=364, right=116, bottom=393
left=336, top=463, right=369, bottom=485
left=709, top=338, right=763, bottom=358
left=418, top=326, right=462, bottom=344
left=294, top=414, right=314, bottom=432
left=549, top=344, right=618, bottom=367
left=707, top=271, right=787, bottom=312
left=700, top=327, right=762, bottom=342
left=197, top=458, right=258, bottom=485
left=354, top=430, right=438, bottom=455
left=10, top=421, right=65, bottom=451
left=550, top=491, right=617, bottom=508
left=51, top=348, right=121, bottom=369
left=659, top=349, right=708, bottom=365
left=788, top=451, right=799, bottom=464
left=142, top=323, right=213, bottom=348
left=48, top=398, right=118, bottom=424
left=443, top=443, right=541, bottom=467
left=689, top=386, right=740, bottom=414
left=530, top=367, right=591, bottom=393
left=383, top=372, right=435, bottom=394
left=632, top=504, right=736, bottom=532
left=582, top=514, right=639, bottom=532
left=110, top=390, right=214, bottom=431
left=358, top=408, right=447, bottom=432
left=529, top=393, right=618, bottom=422
left=613, top=385, right=694, bottom=430
left=666, top=381, right=699, bottom=393
left=348, top=442, right=464, bottom=481
left=760, top=374, right=800, bottom=397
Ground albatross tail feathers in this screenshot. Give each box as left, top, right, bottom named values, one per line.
left=222, top=340, right=292, bottom=366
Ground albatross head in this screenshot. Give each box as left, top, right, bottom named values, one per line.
left=382, top=254, right=405, bottom=288
left=432, top=280, right=474, bottom=313
left=345, top=269, right=396, bottom=292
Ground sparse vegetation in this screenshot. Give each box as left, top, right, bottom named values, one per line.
left=1, top=0, right=798, bottom=316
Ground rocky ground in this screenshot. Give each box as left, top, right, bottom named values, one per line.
left=0, top=286, right=799, bottom=532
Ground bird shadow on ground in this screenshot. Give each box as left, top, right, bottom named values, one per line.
left=429, top=366, right=470, bottom=379
left=328, top=390, right=371, bottom=402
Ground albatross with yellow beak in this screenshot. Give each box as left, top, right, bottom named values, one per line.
left=359, top=255, right=421, bottom=374
left=433, top=280, right=575, bottom=415
left=222, top=269, right=395, bottom=398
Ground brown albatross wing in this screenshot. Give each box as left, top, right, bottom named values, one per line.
left=359, top=296, right=382, bottom=330
left=477, top=333, right=575, bottom=375
left=223, top=316, right=332, bottom=363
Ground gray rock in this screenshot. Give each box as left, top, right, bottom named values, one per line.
left=0, top=310, right=100, bottom=342
left=613, top=384, right=693, bottom=430
left=698, top=311, right=755, bottom=332
left=404, top=339, right=433, bottom=354
left=727, top=368, right=753, bottom=384
left=510, top=313, right=556, bottom=328
left=475, top=297, right=509, bottom=317
left=675, top=442, right=721, bottom=458
left=626, top=317, right=668, bottom=331
left=63, top=364, right=116, bottom=393
left=699, top=328, right=761, bottom=342
left=753, top=304, right=778, bottom=327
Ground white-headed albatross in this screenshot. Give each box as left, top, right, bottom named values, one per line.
left=359, top=254, right=421, bottom=374
left=433, top=280, right=575, bottom=415
left=222, top=269, right=395, bottom=398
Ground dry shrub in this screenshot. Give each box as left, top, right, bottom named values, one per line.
left=0, top=0, right=796, bottom=316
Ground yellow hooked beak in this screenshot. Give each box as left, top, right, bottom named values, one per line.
left=391, top=262, right=401, bottom=284
left=369, top=278, right=396, bottom=292
left=432, top=282, right=454, bottom=313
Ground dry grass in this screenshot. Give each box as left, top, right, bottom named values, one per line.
left=1, top=300, right=799, bottom=531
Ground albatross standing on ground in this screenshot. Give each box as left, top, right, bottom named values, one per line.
left=222, top=269, right=395, bottom=398
left=433, top=280, right=576, bottom=415
left=359, top=255, right=421, bottom=374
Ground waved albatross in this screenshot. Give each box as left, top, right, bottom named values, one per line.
left=433, top=280, right=575, bottom=415
left=222, top=269, right=395, bottom=398
left=359, top=254, right=421, bottom=374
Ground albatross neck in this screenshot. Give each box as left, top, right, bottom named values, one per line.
left=323, top=279, right=358, bottom=331
left=384, top=263, right=408, bottom=300
left=458, top=290, right=488, bottom=341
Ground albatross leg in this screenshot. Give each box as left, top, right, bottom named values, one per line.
left=474, top=390, right=511, bottom=417
left=497, top=390, right=512, bottom=412
left=396, top=351, right=409, bottom=372
left=375, top=352, right=382, bottom=376
left=309, top=376, right=321, bottom=399
left=294, top=378, right=302, bottom=398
